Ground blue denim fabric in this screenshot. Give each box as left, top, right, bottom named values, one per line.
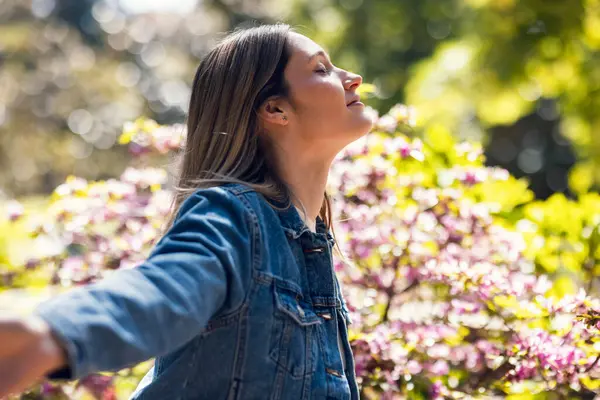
left=34, top=182, right=359, bottom=400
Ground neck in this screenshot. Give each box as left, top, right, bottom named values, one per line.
left=289, top=174, right=327, bottom=233
left=274, top=154, right=332, bottom=233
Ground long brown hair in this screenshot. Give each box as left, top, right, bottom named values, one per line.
left=162, top=23, right=344, bottom=259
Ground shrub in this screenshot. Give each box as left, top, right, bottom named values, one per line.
left=6, top=106, right=600, bottom=399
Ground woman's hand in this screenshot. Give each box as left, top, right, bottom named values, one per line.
left=0, top=315, right=67, bottom=399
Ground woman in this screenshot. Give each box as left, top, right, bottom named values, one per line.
left=0, top=23, right=372, bottom=399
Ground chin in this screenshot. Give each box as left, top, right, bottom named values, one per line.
left=327, top=119, right=374, bottom=152
left=337, top=125, right=372, bottom=150
left=353, top=118, right=375, bottom=138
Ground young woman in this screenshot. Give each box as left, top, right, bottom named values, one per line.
left=0, top=23, right=373, bottom=399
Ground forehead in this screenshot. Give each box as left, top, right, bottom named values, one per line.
left=287, top=32, right=327, bottom=63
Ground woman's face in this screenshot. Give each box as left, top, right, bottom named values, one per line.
left=262, top=32, right=373, bottom=160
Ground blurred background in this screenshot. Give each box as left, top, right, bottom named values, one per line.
left=2, top=2, right=600, bottom=397
left=1, top=0, right=599, bottom=200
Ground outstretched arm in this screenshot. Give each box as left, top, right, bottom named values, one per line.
left=0, top=186, right=254, bottom=397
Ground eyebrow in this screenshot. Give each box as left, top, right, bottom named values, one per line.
left=307, top=50, right=329, bottom=63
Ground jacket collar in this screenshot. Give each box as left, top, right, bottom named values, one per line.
left=270, top=197, right=335, bottom=244
left=221, top=182, right=335, bottom=244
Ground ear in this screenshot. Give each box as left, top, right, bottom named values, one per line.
left=257, top=98, right=289, bottom=127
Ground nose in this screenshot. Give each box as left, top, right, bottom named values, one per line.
left=344, top=72, right=362, bottom=91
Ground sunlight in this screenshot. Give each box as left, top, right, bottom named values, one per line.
left=119, top=0, right=199, bottom=14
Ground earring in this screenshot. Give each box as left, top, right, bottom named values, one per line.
left=282, top=115, right=287, bottom=121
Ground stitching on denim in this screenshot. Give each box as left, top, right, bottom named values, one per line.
left=212, top=187, right=260, bottom=317
left=227, top=298, right=253, bottom=400
left=253, top=271, right=273, bottom=285
left=203, top=306, right=244, bottom=332
left=303, top=323, right=314, bottom=386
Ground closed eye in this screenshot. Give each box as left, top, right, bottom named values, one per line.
left=315, top=64, right=333, bottom=74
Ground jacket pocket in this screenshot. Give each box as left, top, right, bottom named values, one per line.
left=269, top=285, right=321, bottom=378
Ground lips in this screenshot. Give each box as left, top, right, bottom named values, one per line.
left=348, top=101, right=363, bottom=106
left=346, top=95, right=361, bottom=106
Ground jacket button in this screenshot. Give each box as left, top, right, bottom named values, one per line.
left=326, top=368, right=342, bottom=377
left=296, top=304, right=305, bottom=317
left=318, top=312, right=332, bottom=320
left=303, top=247, right=325, bottom=253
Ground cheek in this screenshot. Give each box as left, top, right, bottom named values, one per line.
left=296, top=81, right=347, bottom=126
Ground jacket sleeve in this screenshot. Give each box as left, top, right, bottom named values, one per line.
left=33, top=187, right=255, bottom=380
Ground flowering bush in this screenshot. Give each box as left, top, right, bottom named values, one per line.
left=329, top=107, right=600, bottom=398
left=4, top=103, right=600, bottom=399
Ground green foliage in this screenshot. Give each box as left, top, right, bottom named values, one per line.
left=289, top=0, right=600, bottom=196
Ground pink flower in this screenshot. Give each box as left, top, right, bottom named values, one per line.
left=428, top=360, right=450, bottom=376
left=6, top=200, right=24, bottom=222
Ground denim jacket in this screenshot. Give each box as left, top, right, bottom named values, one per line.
left=34, top=182, right=359, bottom=400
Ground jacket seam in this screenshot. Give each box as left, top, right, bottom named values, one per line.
left=220, top=186, right=262, bottom=315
